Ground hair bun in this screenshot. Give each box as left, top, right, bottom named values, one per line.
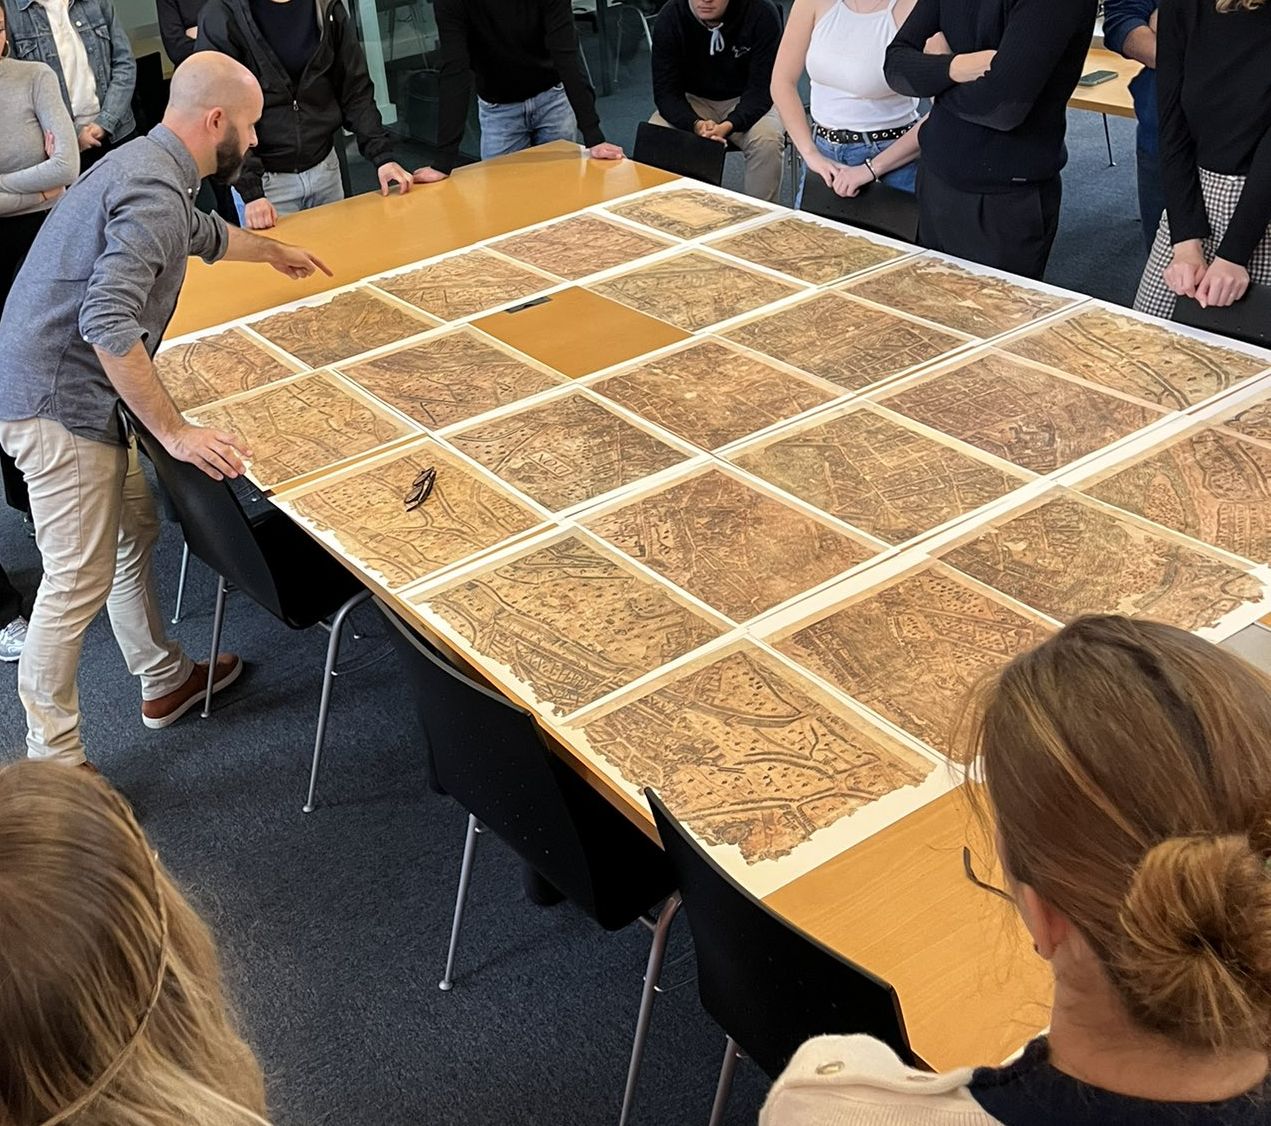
left=1114, top=833, right=1271, bottom=1050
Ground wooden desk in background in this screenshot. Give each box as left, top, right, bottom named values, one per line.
left=171, top=142, right=1052, bottom=1073
left=1069, top=46, right=1140, bottom=119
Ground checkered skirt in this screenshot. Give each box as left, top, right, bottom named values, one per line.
left=1133, top=166, right=1271, bottom=318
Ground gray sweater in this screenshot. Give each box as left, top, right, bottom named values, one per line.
left=0, top=57, right=79, bottom=217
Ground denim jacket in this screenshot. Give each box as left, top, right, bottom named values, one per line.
left=8, top=0, right=136, bottom=140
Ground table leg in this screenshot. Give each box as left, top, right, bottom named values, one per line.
left=1102, top=114, right=1115, bottom=168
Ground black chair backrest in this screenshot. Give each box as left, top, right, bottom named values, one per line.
left=124, top=410, right=286, bottom=620
left=1173, top=285, right=1271, bottom=348
left=799, top=172, right=920, bottom=244
left=633, top=121, right=726, bottom=186
left=647, top=790, right=914, bottom=1078
left=377, top=599, right=634, bottom=923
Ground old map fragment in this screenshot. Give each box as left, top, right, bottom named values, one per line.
left=725, top=292, right=965, bottom=390
left=941, top=493, right=1265, bottom=632
left=190, top=371, right=416, bottom=489
left=706, top=216, right=905, bottom=284
left=374, top=249, right=552, bottom=321
left=589, top=250, right=801, bottom=331
left=1085, top=428, right=1271, bottom=564
left=419, top=534, right=725, bottom=714
left=282, top=441, right=542, bottom=590
left=880, top=352, right=1166, bottom=473
left=1002, top=308, right=1269, bottom=410
left=446, top=392, right=689, bottom=510
left=842, top=257, right=1071, bottom=337
left=771, top=565, right=1052, bottom=754
left=584, top=468, right=876, bottom=621
left=157, top=329, right=301, bottom=412
left=604, top=187, right=767, bottom=239
left=1221, top=401, right=1271, bottom=447
left=249, top=289, right=433, bottom=367
left=731, top=406, right=1022, bottom=543
left=578, top=645, right=933, bottom=863
left=338, top=329, right=564, bottom=430
left=489, top=214, right=673, bottom=279
left=593, top=340, right=838, bottom=450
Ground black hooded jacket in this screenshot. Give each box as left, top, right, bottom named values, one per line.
left=196, top=0, right=396, bottom=201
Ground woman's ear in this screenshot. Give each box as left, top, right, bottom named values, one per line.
left=1017, top=883, right=1071, bottom=961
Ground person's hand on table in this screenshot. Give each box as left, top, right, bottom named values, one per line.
left=1194, top=257, right=1249, bottom=308
left=265, top=242, right=334, bottom=280
left=377, top=160, right=413, bottom=195
left=78, top=123, right=106, bottom=152
left=411, top=166, right=449, bottom=184
left=950, top=49, right=996, bottom=82
left=803, top=149, right=842, bottom=189
left=588, top=142, right=625, bottom=161
left=243, top=198, right=278, bottom=230
left=1164, top=239, right=1207, bottom=298
left=166, top=423, right=251, bottom=481
left=832, top=162, right=875, bottom=198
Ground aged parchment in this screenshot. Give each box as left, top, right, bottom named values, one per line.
left=249, top=289, right=433, bottom=367
left=707, top=216, right=905, bottom=284
left=156, top=329, right=301, bottom=412
left=374, top=249, right=552, bottom=320
left=489, top=214, right=674, bottom=279
left=604, top=187, right=768, bottom=239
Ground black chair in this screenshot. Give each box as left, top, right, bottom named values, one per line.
left=125, top=410, right=373, bottom=812
left=647, top=790, right=915, bottom=1125
left=1173, top=284, right=1271, bottom=348
left=632, top=121, right=726, bottom=186
left=376, top=600, right=678, bottom=1126
left=799, top=170, right=921, bottom=244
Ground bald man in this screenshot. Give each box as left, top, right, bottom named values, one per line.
left=0, top=53, right=331, bottom=771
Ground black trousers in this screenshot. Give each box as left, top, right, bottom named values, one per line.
left=0, top=564, right=20, bottom=627
left=917, top=166, right=1063, bottom=281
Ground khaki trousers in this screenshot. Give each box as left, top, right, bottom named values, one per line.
left=650, top=96, right=784, bottom=203
left=0, top=417, right=192, bottom=764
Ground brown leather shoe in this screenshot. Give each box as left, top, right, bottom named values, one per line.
left=142, top=654, right=243, bottom=730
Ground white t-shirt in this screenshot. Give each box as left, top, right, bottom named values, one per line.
left=36, top=0, right=101, bottom=127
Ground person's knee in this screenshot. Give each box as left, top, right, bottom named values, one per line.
left=745, top=122, right=784, bottom=158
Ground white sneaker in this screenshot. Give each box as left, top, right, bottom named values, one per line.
left=0, top=617, right=27, bottom=662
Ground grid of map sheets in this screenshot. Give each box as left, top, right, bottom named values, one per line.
left=158, top=180, right=1271, bottom=896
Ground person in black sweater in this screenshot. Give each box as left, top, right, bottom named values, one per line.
left=157, top=0, right=204, bottom=65
left=884, top=0, right=1097, bottom=279
left=413, top=0, right=623, bottom=184
left=648, top=0, right=783, bottom=201
left=1134, top=0, right=1271, bottom=315
left=197, top=0, right=413, bottom=229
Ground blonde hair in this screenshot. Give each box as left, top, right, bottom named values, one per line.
left=0, top=762, right=271, bottom=1126
left=961, top=615, right=1271, bottom=1053
left=1216, top=0, right=1264, bottom=11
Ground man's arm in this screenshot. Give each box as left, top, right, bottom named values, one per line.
left=157, top=0, right=197, bottom=65
left=1216, top=122, right=1271, bottom=267
left=1103, top=0, right=1156, bottom=66
left=884, top=0, right=959, bottom=99
left=542, top=0, right=606, bottom=149
left=196, top=7, right=267, bottom=202
left=94, top=0, right=138, bottom=139
left=426, top=0, right=472, bottom=177
left=221, top=224, right=333, bottom=277
left=723, top=2, right=780, bottom=134
left=650, top=8, right=697, bottom=131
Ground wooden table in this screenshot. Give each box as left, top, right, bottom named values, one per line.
left=172, top=141, right=1051, bottom=1072
left=1069, top=47, right=1140, bottom=120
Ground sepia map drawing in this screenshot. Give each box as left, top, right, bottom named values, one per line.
left=707, top=216, right=905, bottom=284
left=1085, top=428, right=1271, bottom=565
left=157, top=329, right=301, bottom=412
left=604, top=187, right=768, bottom=239
left=583, top=468, right=876, bottom=621
left=593, top=340, right=838, bottom=450
left=589, top=250, right=801, bottom=331
left=941, top=493, right=1265, bottom=632
left=880, top=352, right=1166, bottom=473
left=842, top=257, right=1072, bottom=337
left=730, top=406, right=1022, bottom=544
left=446, top=392, right=690, bottom=510
left=373, top=249, right=552, bottom=321
left=724, top=292, right=964, bottom=390
left=489, top=214, right=674, bottom=279
left=1221, top=401, right=1271, bottom=447
left=578, top=645, right=934, bottom=864
left=190, top=371, right=416, bottom=489
left=337, top=329, right=564, bottom=430
left=281, top=442, right=542, bottom=590
left=1002, top=308, right=1269, bottom=410
left=419, top=534, right=726, bottom=714
left=770, top=564, right=1052, bottom=755
left=249, top=289, right=433, bottom=368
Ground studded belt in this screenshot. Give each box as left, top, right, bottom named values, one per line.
left=812, top=121, right=917, bottom=145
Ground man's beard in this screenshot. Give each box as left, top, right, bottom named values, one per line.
left=213, top=126, right=246, bottom=184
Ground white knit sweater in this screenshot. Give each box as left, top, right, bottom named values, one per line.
left=760, top=1035, right=1003, bottom=1126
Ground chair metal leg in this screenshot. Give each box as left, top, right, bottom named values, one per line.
left=303, top=589, right=371, bottom=813
left=707, top=1037, right=742, bottom=1126
left=1102, top=113, right=1115, bottom=167
left=439, top=813, right=481, bottom=991
left=618, top=893, right=682, bottom=1126
left=172, top=541, right=190, bottom=624
left=201, top=575, right=227, bottom=719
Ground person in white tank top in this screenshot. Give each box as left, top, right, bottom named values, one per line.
left=771, top=0, right=924, bottom=203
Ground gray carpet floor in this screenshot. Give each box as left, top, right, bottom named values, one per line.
left=0, top=34, right=1149, bottom=1126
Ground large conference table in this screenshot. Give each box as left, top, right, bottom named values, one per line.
left=171, top=143, right=1058, bottom=1073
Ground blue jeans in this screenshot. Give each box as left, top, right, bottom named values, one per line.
left=478, top=84, right=578, bottom=160
left=795, top=132, right=918, bottom=208
left=232, top=148, right=345, bottom=223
